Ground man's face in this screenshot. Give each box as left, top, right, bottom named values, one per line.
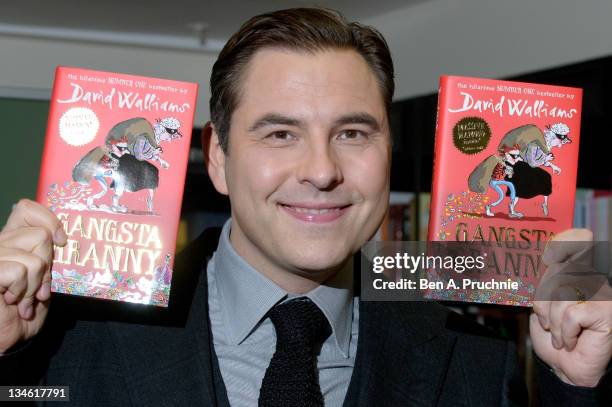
left=208, top=48, right=391, bottom=284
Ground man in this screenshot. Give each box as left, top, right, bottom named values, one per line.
left=1, top=8, right=611, bottom=406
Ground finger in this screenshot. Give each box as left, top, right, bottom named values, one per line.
left=533, top=300, right=551, bottom=330
left=2, top=199, right=67, bottom=246
left=561, top=303, right=585, bottom=351
left=0, top=260, right=28, bottom=305
left=0, top=249, right=48, bottom=301
left=537, top=263, right=565, bottom=301
left=529, top=313, right=559, bottom=369
left=17, top=296, right=36, bottom=319
left=0, top=228, right=54, bottom=305
left=543, top=229, right=593, bottom=266
left=537, top=262, right=604, bottom=302
left=0, top=226, right=53, bottom=260
left=0, top=251, right=48, bottom=320
left=35, top=270, right=52, bottom=302
left=549, top=298, right=573, bottom=350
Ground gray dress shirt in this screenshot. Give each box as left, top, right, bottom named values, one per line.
left=207, top=219, right=359, bottom=407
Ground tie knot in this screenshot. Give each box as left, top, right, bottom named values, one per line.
left=268, top=298, right=331, bottom=349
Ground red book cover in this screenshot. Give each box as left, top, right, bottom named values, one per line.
left=36, top=66, right=198, bottom=307
left=427, top=75, right=582, bottom=306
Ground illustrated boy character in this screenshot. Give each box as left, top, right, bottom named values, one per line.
left=486, top=144, right=523, bottom=217
left=98, top=134, right=129, bottom=174
left=468, top=144, right=523, bottom=218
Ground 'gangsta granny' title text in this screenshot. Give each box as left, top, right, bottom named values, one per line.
left=53, top=213, right=162, bottom=275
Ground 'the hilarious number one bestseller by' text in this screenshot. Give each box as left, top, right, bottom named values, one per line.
left=37, top=67, right=198, bottom=306
left=427, top=75, right=582, bottom=306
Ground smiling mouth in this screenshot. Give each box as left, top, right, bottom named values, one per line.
left=279, top=203, right=352, bottom=223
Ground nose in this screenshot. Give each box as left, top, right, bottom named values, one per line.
left=296, top=139, right=343, bottom=190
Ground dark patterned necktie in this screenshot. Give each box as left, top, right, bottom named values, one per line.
left=258, top=297, right=332, bottom=407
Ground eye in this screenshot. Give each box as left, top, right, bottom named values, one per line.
left=337, top=129, right=367, bottom=142
left=265, top=131, right=296, bottom=142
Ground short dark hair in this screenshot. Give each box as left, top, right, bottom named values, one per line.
left=209, top=7, right=395, bottom=153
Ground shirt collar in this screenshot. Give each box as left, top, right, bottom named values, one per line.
left=212, top=219, right=354, bottom=358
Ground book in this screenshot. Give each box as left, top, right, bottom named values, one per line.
left=427, top=75, right=582, bottom=306
left=36, top=66, right=198, bottom=306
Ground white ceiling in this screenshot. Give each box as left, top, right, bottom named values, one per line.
left=0, top=0, right=421, bottom=51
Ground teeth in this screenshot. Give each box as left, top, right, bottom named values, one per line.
left=289, top=206, right=341, bottom=214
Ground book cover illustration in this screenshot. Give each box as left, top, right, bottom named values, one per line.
left=427, top=75, right=582, bottom=306
left=36, top=66, right=198, bottom=306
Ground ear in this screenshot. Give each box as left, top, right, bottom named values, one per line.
left=202, top=121, right=229, bottom=195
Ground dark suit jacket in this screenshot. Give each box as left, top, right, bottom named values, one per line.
left=2, top=228, right=609, bottom=406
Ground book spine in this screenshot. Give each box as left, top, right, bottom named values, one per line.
left=166, top=83, right=198, bottom=264
left=35, top=66, right=63, bottom=203
left=563, top=89, right=583, bottom=231
left=427, top=76, right=450, bottom=241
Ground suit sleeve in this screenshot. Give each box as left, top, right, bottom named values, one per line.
left=501, top=341, right=529, bottom=407
left=499, top=342, right=611, bottom=406
left=0, top=301, right=71, bottom=385
left=0, top=337, right=47, bottom=385
left=535, top=354, right=611, bottom=406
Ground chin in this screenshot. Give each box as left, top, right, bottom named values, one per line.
left=282, top=246, right=353, bottom=274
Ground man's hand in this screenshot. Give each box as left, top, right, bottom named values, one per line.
left=0, top=199, right=67, bottom=353
left=531, top=229, right=612, bottom=387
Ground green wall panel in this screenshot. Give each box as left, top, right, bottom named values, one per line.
left=0, top=98, right=49, bottom=223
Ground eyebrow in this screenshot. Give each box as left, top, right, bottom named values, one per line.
left=248, top=112, right=381, bottom=132
left=332, top=112, right=381, bottom=131
left=248, top=114, right=304, bottom=132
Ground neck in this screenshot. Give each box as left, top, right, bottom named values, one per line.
left=262, top=257, right=353, bottom=294
left=228, top=227, right=352, bottom=294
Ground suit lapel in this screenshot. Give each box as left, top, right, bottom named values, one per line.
left=343, top=301, right=457, bottom=407
left=106, top=228, right=230, bottom=407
